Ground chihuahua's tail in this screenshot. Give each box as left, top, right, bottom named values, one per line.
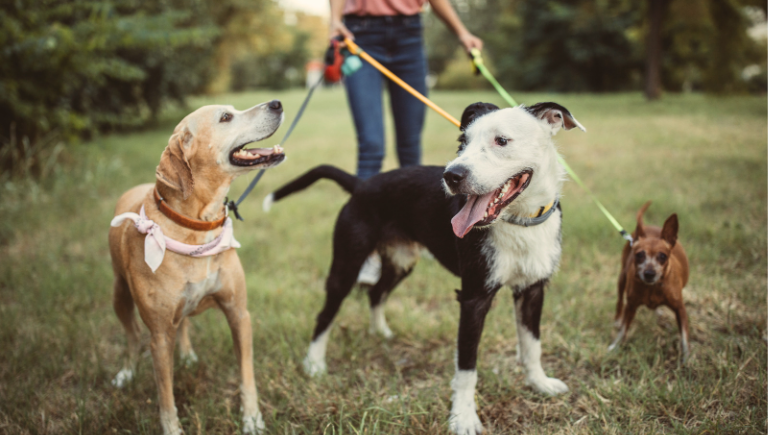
left=263, top=165, right=358, bottom=212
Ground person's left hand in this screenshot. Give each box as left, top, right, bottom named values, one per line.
left=459, top=32, right=483, bottom=53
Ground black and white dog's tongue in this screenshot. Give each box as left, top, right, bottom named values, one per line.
left=451, top=191, right=495, bottom=238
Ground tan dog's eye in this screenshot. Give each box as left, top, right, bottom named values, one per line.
left=634, top=251, right=646, bottom=263
left=495, top=136, right=508, bottom=146
left=657, top=253, right=668, bottom=263
left=220, top=113, right=233, bottom=123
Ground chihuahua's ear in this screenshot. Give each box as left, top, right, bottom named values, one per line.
left=525, top=102, right=586, bottom=135
left=661, top=214, right=679, bottom=247
left=156, top=126, right=194, bottom=199
left=460, top=102, right=500, bottom=131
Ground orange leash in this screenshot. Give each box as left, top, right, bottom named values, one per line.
left=343, top=37, right=461, bottom=128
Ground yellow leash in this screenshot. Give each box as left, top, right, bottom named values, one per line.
left=344, top=38, right=632, bottom=244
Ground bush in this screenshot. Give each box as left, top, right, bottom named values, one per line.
left=0, top=0, right=219, bottom=174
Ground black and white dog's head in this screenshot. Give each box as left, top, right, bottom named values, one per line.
left=444, top=102, right=586, bottom=238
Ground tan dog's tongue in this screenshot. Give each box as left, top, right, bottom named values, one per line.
left=451, top=191, right=495, bottom=238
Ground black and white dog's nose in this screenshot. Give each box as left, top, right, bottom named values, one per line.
left=443, top=166, right=468, bottom=191
left=268, top=100, right=282, bottom=112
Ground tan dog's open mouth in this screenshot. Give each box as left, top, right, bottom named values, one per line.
left=451, top=169, right=532, bottom=238
left=230, top=143, right=285, bottom=167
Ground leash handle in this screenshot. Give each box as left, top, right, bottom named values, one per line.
left=344, top=37, right=461, bottom=128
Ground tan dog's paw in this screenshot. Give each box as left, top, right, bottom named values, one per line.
left=242, top=413, right=265, bottom=434
left=111, top=368, right=134, bottom=388
left=180, top=350, right=198, bottom=368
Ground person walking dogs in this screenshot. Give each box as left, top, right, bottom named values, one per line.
left=330, top=0, right=483, bottom=285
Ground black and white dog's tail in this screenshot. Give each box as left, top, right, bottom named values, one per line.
left=263, top=165, right=358, bottom=212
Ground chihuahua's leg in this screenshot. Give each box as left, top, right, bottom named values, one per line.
left=149, top=326, right=182, bottom=435
left=514, top=281, right=569, bottom=396
left=112, top=276, right=140, bottom=388
left=177, top=318, right=198, bottom=367
left=609, top=303, right=637, bottom=352
left=218, top=276, right=264, bottom=434
left=614, top=270, right=627, bottom=327
left=673, top=304, right=690, bottom=363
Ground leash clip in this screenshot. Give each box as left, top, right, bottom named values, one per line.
left=225, top=197, right=243, bottom=221
left=620, top=230, right=633, bottom=247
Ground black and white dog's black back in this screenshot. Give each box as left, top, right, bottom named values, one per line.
left=264, top=102, right=585, bottom=434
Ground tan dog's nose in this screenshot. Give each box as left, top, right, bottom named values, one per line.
left=268, top=100, right=282, bottom=112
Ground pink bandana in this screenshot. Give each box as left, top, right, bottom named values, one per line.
left=110, top=206, right=240, bottom=273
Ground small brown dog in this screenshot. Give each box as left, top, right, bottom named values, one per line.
left=109, top=101, right=284, bottom=434
left=610, top=201, right=690, bottom=362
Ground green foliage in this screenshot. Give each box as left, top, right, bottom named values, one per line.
left=0, top=0, right=220, bottom=173
left=231, top=30, right=311, bottom=91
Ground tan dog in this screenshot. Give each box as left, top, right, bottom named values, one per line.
left=610, top=201, right=690, bottom=362
left=109, top=100, right=284, bottom=434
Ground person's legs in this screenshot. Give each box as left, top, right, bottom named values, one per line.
left=386, top=17, right=427, bottom=168
left=343, top=19, right=388, bottom=180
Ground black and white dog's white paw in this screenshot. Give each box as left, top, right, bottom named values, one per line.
left=526, top=372, right=569, bottom=396
left=450, top=370, right=484, bottom=434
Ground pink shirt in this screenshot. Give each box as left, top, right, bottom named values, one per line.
left=344, top=0, right=427, bottom=16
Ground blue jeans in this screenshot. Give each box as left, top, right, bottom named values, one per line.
left=343, top=14, right=427, bottom=180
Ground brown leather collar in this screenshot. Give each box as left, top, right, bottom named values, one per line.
left=154, top=189, right=227, bottom=231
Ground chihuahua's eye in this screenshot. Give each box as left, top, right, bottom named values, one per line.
left=634, top=251, right=646, bottom=263
left=219, top=113, right=233, bottom=123
left=495, top=136, right=508, bottom=146
left=657, top=253, right=668, bottom=263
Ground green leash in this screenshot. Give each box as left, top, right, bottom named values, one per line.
left=470, top=49, right=633, bottom=245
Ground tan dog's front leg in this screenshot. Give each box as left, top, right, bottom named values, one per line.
left=225, top=307, right=264, bottom=434
left=112, top=276, right=140, bottom=388
left=177, top=318, right=198, bottom=367
left=150, top=329, right=182, bottom=435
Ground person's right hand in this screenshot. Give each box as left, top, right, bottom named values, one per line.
left=329, top=19, right=354, bottom=42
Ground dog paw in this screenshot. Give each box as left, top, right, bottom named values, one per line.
left=369, top=324, right=394, bottom=339
left=449, top=410, right=484, bottom=435
left=526, top=374, right=569, bottom=396
left=181, top=350, right=198, bottom=368
left=111, top=368, right=133, bottom=388
left=302, top=355, right=327, bottom=377
left=242, top=414, right=265, bottom=434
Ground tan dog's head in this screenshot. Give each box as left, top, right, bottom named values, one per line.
left=156, top=100, right=285, bottom=199
left=630, top=201, right=679, bottom=285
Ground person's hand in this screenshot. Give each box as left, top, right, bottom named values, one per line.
left=329, top=19, right=354, bottom=43
left=458, top=32, right=483, bottom=53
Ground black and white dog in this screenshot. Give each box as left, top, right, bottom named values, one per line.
left=264, top=102, right=585, bottom=434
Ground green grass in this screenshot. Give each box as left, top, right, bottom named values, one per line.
left=0, top=90, right=765, bottom=434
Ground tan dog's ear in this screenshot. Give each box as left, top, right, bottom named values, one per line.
left=156, top=127, right=194, bottom=199
left=661, top=214, right=679, bottom=247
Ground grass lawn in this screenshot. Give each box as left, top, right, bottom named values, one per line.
left=0, top=89, right=765, bottom=434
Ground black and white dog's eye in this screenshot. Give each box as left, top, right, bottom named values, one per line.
left=495, top=136, right=508, bottom=146
left=457, top=143, right=466, bottom=154
left=219, top=113, right=233, bottom=123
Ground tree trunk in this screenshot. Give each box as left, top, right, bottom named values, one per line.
left=644, top=0, right=670, bottom=100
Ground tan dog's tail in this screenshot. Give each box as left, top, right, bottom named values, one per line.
left=634, top=200, right=652, bottom=239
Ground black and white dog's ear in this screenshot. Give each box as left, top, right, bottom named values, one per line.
left=525, top=102, right=586, bottom=135
left=460, top=102, right=500, bottom=131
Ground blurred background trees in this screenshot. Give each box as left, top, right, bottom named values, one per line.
left=1, top=0, right=765, bottom=174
